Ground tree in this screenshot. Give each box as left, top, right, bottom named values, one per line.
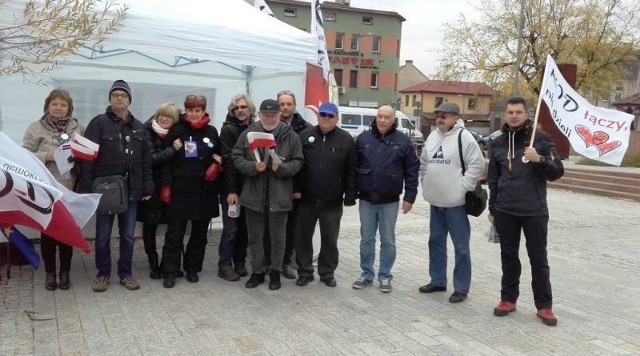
left=1, top=0, right=127, bottom=79
left=435, top=0, right=640, bottom=102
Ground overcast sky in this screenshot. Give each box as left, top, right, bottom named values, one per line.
left=348, top=0, right=480, bottom=77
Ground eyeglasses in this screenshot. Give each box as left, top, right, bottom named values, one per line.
left=435, top=113, right=457, bottom=119
left=186, top=95, right=206, bottom=101
left=319, top=113, right=336, bottom=119
left=276, top=90, right=294, bottom=97
left=110, top=92, right=128, bottom=99
left=233, top=105, right=248, bottom=110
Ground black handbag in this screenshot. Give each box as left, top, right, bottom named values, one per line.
left=92, top=175, right=129, bottom=215
left=458, top=130, right=488, bottom=217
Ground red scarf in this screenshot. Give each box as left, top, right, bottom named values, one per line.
left=183, top=113, right=210, bottom=130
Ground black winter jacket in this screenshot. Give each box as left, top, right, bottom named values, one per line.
left=161, top=115, right=221, bottom=220
left=286, top=112, right=312, bottom=134
left=78, top=106, right=153, bottom=201
left=298, top=126, right=357, bottom=208
left=220, top=113, right=251, bottom=195
left=487, top=120, right=564, bottom=216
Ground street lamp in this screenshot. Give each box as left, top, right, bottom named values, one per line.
left=513, top=0, right=526, bottom=96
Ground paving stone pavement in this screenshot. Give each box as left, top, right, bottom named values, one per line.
left=1, top=187, right=640, bottom=355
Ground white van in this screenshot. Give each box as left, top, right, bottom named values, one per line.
left=338, top=106, right=423, bottom=143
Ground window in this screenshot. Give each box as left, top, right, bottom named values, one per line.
left=284, top=8, right=297, bottom=17
left=342, top=114, right=361, bottom=126
left=372, top=36, right=381, bottom=53
left=334, top=69, right=343, bottom=86
left=324, top=12, right=336, bottom=21
left=405, top=95, right=409, bottom=106
left=335, top=32, right=344, bottom=49
left=363, top=115, right=376, bottom=127
left=370, top=72, right=379, bottom=88
left=467, top=98, right=477, bottom=110
left=362, top=16, right=373, bottom=25
left=435, top=96, right=444, bottom=108
left=349, top=70, right=358, bottom=87
left=412, top=95, right=417, bottom=106
left=350, top=34, right=359, bottom=51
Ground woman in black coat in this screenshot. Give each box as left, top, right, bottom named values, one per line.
left=136, top=103, right=181, bottom=279
left=160, top=95, right=222, bottom=288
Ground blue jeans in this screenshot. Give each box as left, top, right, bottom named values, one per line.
left=94, top=202, right=138, bottom=279
left=359, top=200, right=399, bottom=281
left=428, top=205, right=471, bottom=294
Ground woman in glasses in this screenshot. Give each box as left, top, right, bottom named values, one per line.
left=159, top=94, right=222, bottom=288
left=136, top=103, right=182, bottom=280
left=22, top=88, right=84, bottom=291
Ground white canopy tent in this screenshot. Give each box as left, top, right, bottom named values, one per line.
left=0, top=0, right=317, bottom=142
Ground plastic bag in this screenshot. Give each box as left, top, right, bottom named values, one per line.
left=486, top=224, right=500, bottom=243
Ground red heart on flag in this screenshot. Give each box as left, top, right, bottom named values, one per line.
left=597, top=140, right=621, bottom=156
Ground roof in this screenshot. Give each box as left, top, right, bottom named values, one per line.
left=613, top=92, right=640, bottom=106
left=266, top=0, right=406, bottom=21
left=400, top=80, right=494, bottom=96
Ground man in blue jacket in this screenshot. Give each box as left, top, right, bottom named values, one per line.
left=352, top=105, right=419, bottom=293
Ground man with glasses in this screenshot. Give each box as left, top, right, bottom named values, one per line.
left=294, top=102, right=357, bottom=287
left=352, top=105, right=419, bottom=293
left=274, top=90, right=312, bottom=280
left=78, top=79, right=153, bottom=292
left=217, top=94, right=255, bottom=281
left=232, top=99, right=304, bottom=290
left=418, top=102, right=484, bottom=303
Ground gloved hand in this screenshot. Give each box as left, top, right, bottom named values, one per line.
left=160, top=185, right=171, bottom=205
left=205, top=162, right=224, bottom=182
left=344, top=197, right=357, bottom=207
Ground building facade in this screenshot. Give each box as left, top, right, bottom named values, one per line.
left=265, top=0, right=405, bottom=108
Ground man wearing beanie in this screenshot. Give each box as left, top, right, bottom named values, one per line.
left=78, top=79, right=153, bottom=292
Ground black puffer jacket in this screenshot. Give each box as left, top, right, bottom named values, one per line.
left=220, top=113, right=251, bottom=195
left=287, top=112, right=312, bottom=134
left=78, top=106, right=153, bottom=201
left=487, top=120, right=564, bottom=216
left=298, top=126, right=357, bottom=208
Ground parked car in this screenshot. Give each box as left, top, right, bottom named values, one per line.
left=482, top=130, right=503, bottom=156
left=467, top=129, right=487, bottom=152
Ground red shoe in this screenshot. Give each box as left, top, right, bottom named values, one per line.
left=537, top=308, right=558, bottom=326
left=493, top=300, right=517, bottom=316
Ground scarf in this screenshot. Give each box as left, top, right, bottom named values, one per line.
left=183, top=113, right=211, bottom=130
left=43, top=113, right=71, bottom=133
left=151, top=119, right=169, bottom=138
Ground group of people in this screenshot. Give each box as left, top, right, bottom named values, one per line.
left=21, top=79, right=563, bottom=327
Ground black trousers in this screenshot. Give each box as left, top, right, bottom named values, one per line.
left=162, top=219, right=210, bottom=276
left=40, top=234, right=72, bottom=273
left=295, top=203, right=343, bottom=278
left=264, top=200, right=299, bottom=267
left=494, top=211, right=552, bottom=309
left=218, top=196, right=248, bottom=268
left=142, top=223, right=159, bottom=262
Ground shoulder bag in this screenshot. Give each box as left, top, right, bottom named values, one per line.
left=458, top=130, right=487, bottom=217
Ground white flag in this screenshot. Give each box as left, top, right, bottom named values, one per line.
left=254, top=0, right=274, bottom=16
left=540, top=54, right=634, bottom=166
left=311, top=0, right=330, bottom=81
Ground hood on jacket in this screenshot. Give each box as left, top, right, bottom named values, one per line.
left=370, top=117, right=398, bottom=138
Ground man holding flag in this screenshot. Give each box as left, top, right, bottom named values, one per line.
left=487, top=96, right=564, bottom=326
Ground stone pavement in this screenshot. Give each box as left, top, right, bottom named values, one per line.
left=1, top=187, right=640, bottom=355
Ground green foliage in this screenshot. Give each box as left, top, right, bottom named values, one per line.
left=0, top=0, right=128, bottom=79
left=577, top=152, right=640, bottom=167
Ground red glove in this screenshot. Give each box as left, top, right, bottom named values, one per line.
left=160, top=185, right=171, bottom=205
left=205, top=163, right=224, bottom=182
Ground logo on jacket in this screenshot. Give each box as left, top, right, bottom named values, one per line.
left=432, top=146, right=444, bottom=159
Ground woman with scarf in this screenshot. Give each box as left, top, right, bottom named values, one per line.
left=136, top=103, right=182, bottom=279
left=159, top=95, right=223, bottom=288
left=22, top=88, right=84, bottom=291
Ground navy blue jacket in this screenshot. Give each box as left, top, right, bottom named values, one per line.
left=355, top=122, right=419, bottom=204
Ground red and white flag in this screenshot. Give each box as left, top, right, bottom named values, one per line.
left=0, top=133, right=100, bottom=253
left=247, top=132, right=277, bottom=162
left=70, top=132, right=99, bottom=161
left=306, top=0, right=331, bottom=107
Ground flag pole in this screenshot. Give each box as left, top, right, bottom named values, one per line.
left=522, top=56, right=551, bottom=162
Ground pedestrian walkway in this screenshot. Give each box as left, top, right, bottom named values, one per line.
left=1, top=187, right=639, bottom=355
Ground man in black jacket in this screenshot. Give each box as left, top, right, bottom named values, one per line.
left=79, top=80, right=153, bottom=292
left=217, top=94, right=255, bottom=281
left=488, top=96, right=564, bottom=326
left=294, top=102, right=357, bottom=287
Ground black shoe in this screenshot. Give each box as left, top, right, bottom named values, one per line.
left=281, top=264, right=297, bottom=279
left=245, top=273, right=265, bottom=288
left=449, top=291, right=467, bottom=303
left=163, top=277, right=176, bottom=288
left=234, top=261, right=248, bottom=277
left=269, top=270, right=281, bottom=290
left=186, top=272, right=199, bottom=283
left=419, top=283, right=447, bottom=293
left=45, top=273, right=57, bottom=291
left=177, top=270, right=185, bottom=278
left=58, top=272, right=70, bottom=290
left=218, top=267, right=240, bottom=281
left=149, top=258, right=161, bottom=280
left=296, top=275, right=315, bottom=286
left=320, top=276, right=337, bottom=287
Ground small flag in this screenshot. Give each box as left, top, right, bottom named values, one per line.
left=1, top=225, right=40, bottom=269
left=247, top=132, right=277, bottom=162
left=70, top=132, right=99, bottom=161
